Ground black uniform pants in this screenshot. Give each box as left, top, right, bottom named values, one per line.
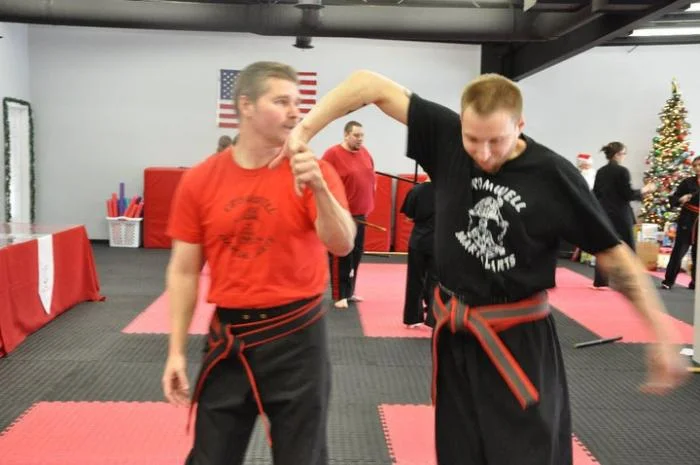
left=402, top=246, right=437, bottom=326
left=185, top=306, right=331, bottom=465
left=434, top=315, right=572, bottom=465
left=330, top=215, right=366, bottom=301
left=663, top=219, right=697, bottom=287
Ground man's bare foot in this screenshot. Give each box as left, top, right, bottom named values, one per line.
left=334, top=298, right=349, bottom=309
left=349, top=295, right=364, bottom=302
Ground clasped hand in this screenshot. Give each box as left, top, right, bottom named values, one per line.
left=269, top=136, right=325, bottom=196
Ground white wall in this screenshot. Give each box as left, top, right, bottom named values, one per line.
left=520, top=44, right=700, bottom=185
left=27, top=25, right=480, bottom=239
left=30, top=25, right=699, bottom=240
left=0, top=23, right=31, bottom=223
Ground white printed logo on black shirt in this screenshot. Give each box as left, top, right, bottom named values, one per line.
left=455, top=177, right=527, bottom=273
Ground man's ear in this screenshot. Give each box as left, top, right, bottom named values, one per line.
left=238, top=95, right=253, bottom=119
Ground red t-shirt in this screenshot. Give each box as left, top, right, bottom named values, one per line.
left=322, top=144, right=375, bottom=216
left=166, top=149, right=349, bottom=308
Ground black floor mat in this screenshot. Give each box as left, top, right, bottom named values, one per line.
left=1, top=244, right=699, bottom=464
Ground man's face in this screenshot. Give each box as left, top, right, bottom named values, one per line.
left=693, top=159, right=700, bottom=175
left=460, top=107, right=524, bottom=174
left=344, top=126, right=364, bottom=151
left=239, top=78, right=300, bottom=146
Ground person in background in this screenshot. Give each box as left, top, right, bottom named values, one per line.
left=574, top=153, right=597, bottom=265
left=576, top=153, right=596, bottom=190
left=401, top=177, right=437, bottom=329
left=661, top=155, right=700, bottom=290
left=592, top=141, right=656, bottom=289
left=217, top=135, right=233, bottom=152
left=322, top=121, right=376, bottom=309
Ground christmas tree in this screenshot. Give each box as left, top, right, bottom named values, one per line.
left=640, top=78, right=694, bottom=227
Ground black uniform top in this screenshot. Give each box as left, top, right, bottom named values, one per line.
left=401, top=181, right=435, bottom=253
left=670, top=176, right=700, bottom=226
left=406, top=94, right=620, bottom=306
left=592, top=160, right=642, bottom=230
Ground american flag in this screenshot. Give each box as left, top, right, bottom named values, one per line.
left=217, top=69, right=318, bottom=129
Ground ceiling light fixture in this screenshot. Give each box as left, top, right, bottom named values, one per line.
left=630, top=27, right=700, bottom=37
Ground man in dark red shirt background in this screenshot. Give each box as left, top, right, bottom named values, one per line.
left=322, top=121, right=376, bottom=309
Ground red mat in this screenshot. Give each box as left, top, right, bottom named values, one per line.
left=122, top=276, right=215, bottom=334
left=649, top=270, right=691, bottom=287
left=378, top=404, right=600, bottom=465
left=0, top=402, right=192, bottom=465
left=551, top=268, right=693, bottom=344
left=354, top=263, right=430, bottom=338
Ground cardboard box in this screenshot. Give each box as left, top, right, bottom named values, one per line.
left=637, top=241, right=660, bottom=271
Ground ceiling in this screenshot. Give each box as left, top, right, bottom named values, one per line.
left=0, top=0, right=696, bottom=80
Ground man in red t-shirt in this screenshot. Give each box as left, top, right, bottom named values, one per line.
left=161, top=61, right=355, bottom=465
left=322, top=121, right=376, bottom=309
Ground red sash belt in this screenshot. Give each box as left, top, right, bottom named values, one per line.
left=431, top=285, right=550, bottom=409
left=682, top=203, right=699, bottom=214
left=683, top=203, right=700, bottom=244
left=189, top=295, right=325, bottom=446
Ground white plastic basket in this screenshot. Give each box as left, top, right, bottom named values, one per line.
left=106, top=217, right=143, bottom=248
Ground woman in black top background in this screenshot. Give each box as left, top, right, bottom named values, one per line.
left=592, top=141, right=656, bottom=289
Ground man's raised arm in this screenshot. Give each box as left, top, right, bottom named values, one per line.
left=272, top=70, right=411, bottom=168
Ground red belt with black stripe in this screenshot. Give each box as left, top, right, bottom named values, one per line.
left=683, top=203, right=700, bottom=244
left=189, top=295, right=325, bottom=446
left=431, top=285, right=550, bottom=409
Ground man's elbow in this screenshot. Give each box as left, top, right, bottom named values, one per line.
left=350, top=70, right=386, bottom=104
left=166, top=259, right=202, bottom=285
left=350, top=69, right=377, bottom=87
left=330, top=239, right=354, bottom=257
left=329, top=228, right=355, bottom=256
left=326, top=224, right=356, bottom=256
left=328, top=245, right=351, bottom=257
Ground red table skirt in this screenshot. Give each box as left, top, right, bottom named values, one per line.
left=0, top=225, right=104, bottom=357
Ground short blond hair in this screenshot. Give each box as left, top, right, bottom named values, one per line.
left=233, top=61, right=298, bottom=113
left=460, top=73, right=523, bottom=119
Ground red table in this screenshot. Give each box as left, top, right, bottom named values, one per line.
left=144, top=167, right=188, bottom=248
left=0, top=225, right=104, bottom=357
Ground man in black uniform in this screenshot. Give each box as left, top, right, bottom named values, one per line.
left=401, top=179, right=437, bottom=328
left=275, top=71, right=688, bottom=465
left=662, top=155, right=700, bottom=290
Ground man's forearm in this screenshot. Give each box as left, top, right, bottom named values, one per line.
left=166, top=269, right=199, bottom=356
left=296, top=70, right=408, bottom=143
left=296, top=71, right=376, bottom=142
left=314, top=183, right=356, bottom=256
left=597, top=243, right=672, bottom=341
